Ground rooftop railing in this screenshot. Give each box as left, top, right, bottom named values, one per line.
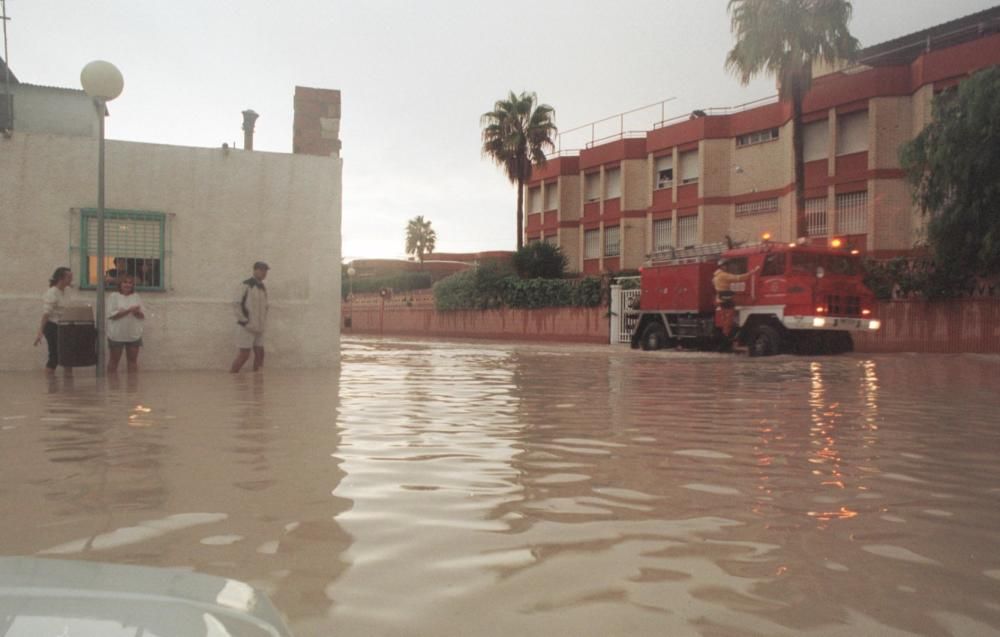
left=548, top=93, right=784, bottom=160
left=555, top=97, right=676, bottom=154
left=652, top=94, right=780, bottom=129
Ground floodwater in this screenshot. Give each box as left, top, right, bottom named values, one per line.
left=2, top=338, right=1000, bottom=637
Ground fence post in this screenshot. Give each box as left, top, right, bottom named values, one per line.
left=609, top=284, right=622, bottom=345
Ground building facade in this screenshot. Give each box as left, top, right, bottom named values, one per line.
left=525, top=8, right=1000, bottom=274
left=1, top=68, right=344, bottom=370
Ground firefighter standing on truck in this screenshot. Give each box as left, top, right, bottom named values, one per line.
left=713, top=258, right=759, bottom=339
left=713, top=258, right=758, bottom=306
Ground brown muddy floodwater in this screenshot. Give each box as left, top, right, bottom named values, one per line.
left=2, top=337, right=1000, bottom=636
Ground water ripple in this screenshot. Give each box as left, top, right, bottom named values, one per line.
left=2, top=342, right=1000, bottom=636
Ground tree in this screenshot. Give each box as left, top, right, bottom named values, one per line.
left=900, top=65, right=1000, bottom=285
left=512, top=242, right=568, bottom=279
left=405, top=215, right=436, bottom=264
left=481, top=91, right=558, bottom=250
left=726, top=0, right=859, bottom=239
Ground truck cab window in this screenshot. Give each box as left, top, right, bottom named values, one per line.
left=762, top=253, right=785, bottom=276
left=791, top=253, right=819, bottom=273
left=728, top=257, right=749, bottom=274
left=825, top=255, right=859, bottom=275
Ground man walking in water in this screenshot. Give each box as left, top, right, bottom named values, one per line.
left=231, top=261, right=269, bottom=373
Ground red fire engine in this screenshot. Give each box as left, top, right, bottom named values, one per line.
left=629, top=239, right=881, bottom=356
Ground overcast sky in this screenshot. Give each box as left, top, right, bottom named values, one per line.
left=7, top=0, right=997, bottom=260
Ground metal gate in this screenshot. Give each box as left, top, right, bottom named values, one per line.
left=609, top=284, right=641, bottom=344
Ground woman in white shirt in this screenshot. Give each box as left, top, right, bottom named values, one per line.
left=107, top=275, right=146, bottom=373
left=34, top=267, right=74, bottom=374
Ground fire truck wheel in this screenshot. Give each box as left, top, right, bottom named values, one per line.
left=748, top=324, right=781, bottom=357
left=640, top=322, right=669, bottom=351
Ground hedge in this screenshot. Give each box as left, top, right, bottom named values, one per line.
left=434, top=262, right=605, bottom=311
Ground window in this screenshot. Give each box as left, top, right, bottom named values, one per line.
left=791, top=253, right=820, bottom=274
left=727, top=257, right=749, bottom=275
left=604, top=225, right=620, bottom=257
left=527, top=186, right=542, bottom=213
left=653, top=218, right=673, bottom=251
left=605, top=168, right=621, bottom=199
left=803, top=120, right=828, bottom=162
left=544, top=183, right=558, bottom=210
left=679, top=150, right=699, bottom=184
left=806, top=197, right=828, bottom=236
left=81, top=209, right=167, bottom=290
left=835, top=191, right=867, bottom=235
left=736, top=127, right=779, bottom=147
left=792, top=252, right=860, bottom=276
left=655, top=155, right=673, bottom=189
left=584, top=229, right=600, bottom=259
left=584, top=172, right=600, bottom=202
left=677, top=215, right=698, bottom=247
left=543, top=234, right=558, bottom=246
left=836, top=111, right=869, bottom=156
left=735, top=198, right=779, bottom=217
left=761, top=252, right=786, bottom=276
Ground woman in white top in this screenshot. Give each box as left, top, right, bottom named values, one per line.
left=34, top=267, right=74, bottom=374
left=107, top=275, right=146, bottom=373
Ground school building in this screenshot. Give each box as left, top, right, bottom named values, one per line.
left=525, top=7, right=1000, bottom=274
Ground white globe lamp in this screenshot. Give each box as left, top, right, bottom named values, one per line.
left=80, top=61, right=124, bottom=101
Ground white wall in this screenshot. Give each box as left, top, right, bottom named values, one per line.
left=10, top=84, right=97, bottom=138
left=0, top=131, right=342, bottom=370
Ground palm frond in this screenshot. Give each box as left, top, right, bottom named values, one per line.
left=726, top=0, right=859, bottom=98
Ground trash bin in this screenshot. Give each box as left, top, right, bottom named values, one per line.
left=57, top=305, right=97, bottom=367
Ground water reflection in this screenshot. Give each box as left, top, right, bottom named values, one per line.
left=2, top=344, right=999, bottom=636
left=0, top=368, right=350, bottom=633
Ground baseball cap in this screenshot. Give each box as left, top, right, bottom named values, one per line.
left=254, top=261, right=270, bottom=271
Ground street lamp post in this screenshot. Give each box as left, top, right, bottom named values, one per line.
left=80, top=61, right=123, bottom=377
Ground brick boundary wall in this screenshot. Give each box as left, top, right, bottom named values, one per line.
left=852, top=298, right=1000, bottom=354
left=342, top=292, right=1000, bottom=353
left=342, top=291, right=608, bottom=344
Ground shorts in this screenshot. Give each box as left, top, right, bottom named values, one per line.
left=108, top=338, right=143, bottom=348
left=236, top=325, right=265, bottom=349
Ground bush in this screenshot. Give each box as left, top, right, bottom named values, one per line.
left=863, top=258, right=908, bottom=300
left=863, top=256, right=978, bottom=301
left=342, top=269, right=433, bottom=299
left=434, top=263, right=606, bottom=311
left=614, top=270, right=641, bottom=290
left=433, top=260, right=512, bottom=310
left=512, top=243, right=568, bottom=279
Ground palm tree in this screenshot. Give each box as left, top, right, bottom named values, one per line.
left=405, top=215, right=436, bottom=264
left=726, top=0, right=859, bottom=239
left=481, top=91, right=558, bottom=250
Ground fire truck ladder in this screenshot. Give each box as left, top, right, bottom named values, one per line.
left=647, top=241, right=729, bottom=266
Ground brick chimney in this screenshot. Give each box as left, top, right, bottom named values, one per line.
left=293, top=86, right=341, bottom=156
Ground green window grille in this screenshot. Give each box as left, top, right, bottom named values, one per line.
left=80, top=209, right=167, bottom=291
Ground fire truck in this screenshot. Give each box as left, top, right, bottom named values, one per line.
left=628, top=239, right=881, bottom=356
